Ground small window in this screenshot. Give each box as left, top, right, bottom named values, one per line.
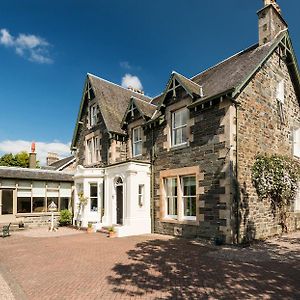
left=132, top=127, right=143, bottom=157
left=138, top=184, right=144, bottom=207
left=87, top=139, right=93, bottom=164
left=164, top=177, right=177, bottom=219
left=90, top=104, right=98, bottom=127
left=276, top=80, right=285, bottom=103
left=90, top=183, right=98, bottom=212
left=172, top=108, right=188, bottom=147
left=294, top=128, right=300, bottom=158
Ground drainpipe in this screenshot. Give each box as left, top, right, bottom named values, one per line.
left=150, top=126, right=155, bottom=233
left=235, top=102, right=240, bottom=244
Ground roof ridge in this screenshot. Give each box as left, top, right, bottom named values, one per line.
left=132, top=96, right=157, bottom=107
left=190, top=43, right=259, bottom=81
left=87, top=73, right=152, bottom=100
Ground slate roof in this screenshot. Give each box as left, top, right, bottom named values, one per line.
left=48, top=156, right=75, bottom=171
left=0, top=166, right=73, bottom=182
left=88, top=74, right=152, bottom=134
left=132, top=97, right=157, bottom=118
left=190, top=31, right=287, bottom=102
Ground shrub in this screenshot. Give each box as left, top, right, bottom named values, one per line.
left=252, top=154, right=300, bottom=232
left=59, top=209, right=72, bottom=226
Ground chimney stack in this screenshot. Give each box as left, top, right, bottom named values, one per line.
left=29, top=142, right=37, bottom=169
left=258, top=0, right=287, bottom=45
left=47, top=152, right=59, bottom=166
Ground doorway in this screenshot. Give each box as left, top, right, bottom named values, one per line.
left=115, top=177, right=123, bottom=225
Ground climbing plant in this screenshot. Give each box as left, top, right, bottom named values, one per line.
left=252, top=154, right=300, bottom=232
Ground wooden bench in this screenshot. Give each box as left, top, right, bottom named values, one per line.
left=2, top=223, right=11, bottom=238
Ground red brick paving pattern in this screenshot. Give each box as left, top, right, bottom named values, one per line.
left=0, top=230, right=299, bottom=299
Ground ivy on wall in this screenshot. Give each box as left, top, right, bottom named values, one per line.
left=252, top=154, right=300, bottom=232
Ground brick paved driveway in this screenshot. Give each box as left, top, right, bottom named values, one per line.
left=0, top=229, right=299, bottom=299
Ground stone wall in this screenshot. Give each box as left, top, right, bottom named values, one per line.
left=237, top=49, right=300, bottom=241
left=16, top=214, right=60, bottom=228
left=150, top=94, right=235, bottom=242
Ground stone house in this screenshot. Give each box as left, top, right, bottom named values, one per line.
left=71, top=0, right=300, bottom=242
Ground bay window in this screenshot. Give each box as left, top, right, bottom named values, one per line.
left=172, top=108, right=188, bottom=147
left=90, top=183, right=98, bottom=212
left=138, top=184, right=145, bottom=207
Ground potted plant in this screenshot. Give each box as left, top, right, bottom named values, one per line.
left=87, top=222, right=93, bottom=233
left=108, top=226, right=116, bottom=238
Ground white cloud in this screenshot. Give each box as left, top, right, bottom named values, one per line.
left=120, top=61, right=132, bottom=70
left=0, top=140, right=71, bottom=166
left=0, top=29, right=13, bottom=46
left=0, top=28, right=53, bottom=64
left=121, top=73, right=143, bottom=90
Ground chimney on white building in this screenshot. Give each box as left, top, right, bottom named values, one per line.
left=47, top=152, right=59, bottom=166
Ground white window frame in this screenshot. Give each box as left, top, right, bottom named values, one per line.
left=181, top=176, right=197, bottom=221
left=138, top=184, right=144, bottom=207
left=132, top=127, right=143, bottom=157
left=89, top=183, right=98, bottom=212
left=171, top=108, right=188, bottom=147
left=164, top=177, right=178, bottom=219
left=90, top=104, right=98, bottom=127
left=86, top=136, right=101, bottom=165
left=87, top=139, right=93, bottom=165
left=294, top=128, right=300, bottom=158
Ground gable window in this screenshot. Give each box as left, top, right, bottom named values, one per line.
left=276, top=80, right=285, bottom=103
left=294, top=128, right=300, bottom=158
left=182, top=176, right=196, bottom=219
left=90, top=104, right=98, bottom=127
left=90, top=183, right=98, bottom=212
left=132, top=127, right=143, bottom=157
left=172, top=108, right=188, bottom=147
left=86, top=136, right=101, bottom=165
left=165, top=177, right=178, bottom=219
left=276, top=80, right=285, bottom=124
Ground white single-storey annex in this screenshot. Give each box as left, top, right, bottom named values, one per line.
left=73, top=161, right=151, bottom=237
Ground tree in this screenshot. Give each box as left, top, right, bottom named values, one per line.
left=0, top=151, right=39, bottom=168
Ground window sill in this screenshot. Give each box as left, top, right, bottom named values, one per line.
left=170, top=143, right=188, bottom=150
left=161, top=218, right=199, bottom=226
left=16, top=212, right=60, bottom=217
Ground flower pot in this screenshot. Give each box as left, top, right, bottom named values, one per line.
left=87, top=227, right=93, bottom=234
left=109, top=231, right=116, bottom=238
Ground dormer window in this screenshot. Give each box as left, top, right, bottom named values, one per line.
left=132, top=127, right=142, bottom=157
left=90, top=104, right=98, bottom=127
left=171, top=108, right=188, bottom=147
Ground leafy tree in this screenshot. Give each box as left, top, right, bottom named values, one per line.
left=0, top=151, right=39, bottom=168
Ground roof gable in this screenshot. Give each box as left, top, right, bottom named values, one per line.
left=121, top=97, right=157, bottom=128
left=71, top=74, right=152, bottom=149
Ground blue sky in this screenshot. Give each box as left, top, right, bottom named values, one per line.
left=0, top=0, right=299, bottom=163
